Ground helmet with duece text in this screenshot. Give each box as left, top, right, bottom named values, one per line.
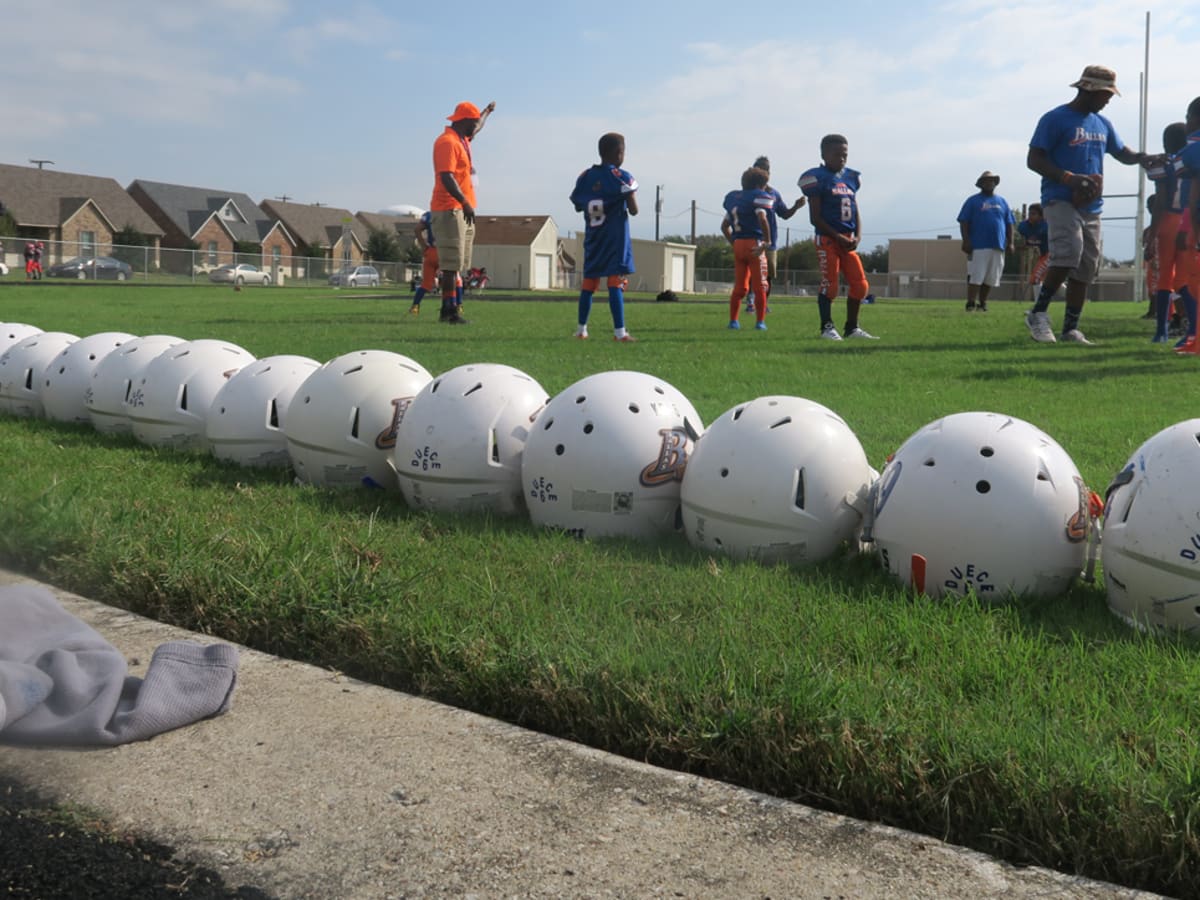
left=127, top=339, right=256, bottom=450
left=681, top=396, right=874, bottom=566
left=869, top=412, right=1092, bottom=600
left=1102, top=419, right=1200, bottom=637
left=0, top=331, right=79, bottom=417
left=86, top=335, right=183, bottom=435
left=41, top=331, right=137, bottom=424
left=206, top=355, right=321, bottom=467
left=286, top=349, right=431, bottom=489
left=520, top=370, right=703, bottom=540
left=394, top=363, right=548, bottom=515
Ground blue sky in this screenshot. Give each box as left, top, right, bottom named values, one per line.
left=3, top=0, right=1197, bottom=258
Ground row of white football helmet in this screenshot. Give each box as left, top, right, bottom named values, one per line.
left=1, top=321, right=1196, bottom=638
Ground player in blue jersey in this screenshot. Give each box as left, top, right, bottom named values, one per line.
left=1171, top=99, right=1200, bottom=354
left=798, top=135, right=877, bottom=340
left=1144, top=123, right=1188, bottom=341
left=570, top=132, right=639, bottom=342
left=410, top=211, right=461, bottom=314
left=1024, top=65, right=1155, bottom=345
left=1016, top=203, right=1051, bottom=303
left=743, top=156, right=804, bottom=312
left=720, top=167, right=773, bottom=330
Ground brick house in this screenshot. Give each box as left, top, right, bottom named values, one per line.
left=259, top=199, right=367, bottom=271
left=128, top=179, right=298, bottom=277
left=0, top=162, right=163, bottom=268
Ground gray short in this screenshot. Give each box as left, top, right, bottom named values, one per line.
left=430, top=209, right=474, bottom=274
left=1044, top=200, right=1103, bottom=284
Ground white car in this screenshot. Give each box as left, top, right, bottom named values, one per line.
left=0, top=262, right=8, bottom=276
left=329, top=265, right=380, bottom=288
left=209, top=263, right=272, bottom=286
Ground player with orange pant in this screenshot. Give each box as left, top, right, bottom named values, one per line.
left=410, top=211, right=460, bottom=314
left=720, top=166, right=772, bottom=330
left=1146, top=122, right=1188, bottom=342
left=1173, top=98, right=1200, bottom=354
left=797, top=134, right=877, bottom=340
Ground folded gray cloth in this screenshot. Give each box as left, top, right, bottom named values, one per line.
left=0, top=584, right=238, bottom=745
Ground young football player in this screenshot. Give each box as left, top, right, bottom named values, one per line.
left=721, top=166, right=773, bottom=330
left=410, top=211, right=461, bottom=315
left=1145, top=122, right=1188, bottom=342
left=1017, top=203, right=1050, bottom=303
left=569, top=132, right=639, bottom=342
left=798, top=135, right=877, bottom=340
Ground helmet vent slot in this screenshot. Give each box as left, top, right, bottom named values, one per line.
left=463, top=382, right=483, bottom=397
left=555, top=444, right=565, bottom=456
left=654, top=386, right=665, bottom=395
left=794, top=469, right=806, bottom=509
left=23, top=369, right=32, bottom=390
left=431, top=379, right=442, bottom=393
left=770, top=416, right=792, bottom=429
left=732, top=407, right=745, bottom=421
left=583, top=423, right=594, bottom=434
left=976, top=480, right=991, bottom=494
left=179, top=385, right=188, bottom=411
left=980, top=446, right=994, bottom=457
left=350, top=407, right=360, bottom=439
left=575, top=395, right=586, bottom=404
left=923, top=458, right=935, bottom=467
left=720, top=467, right=730, bottom=478
left=490, top=430, right=499, bottom=463
left=542, top=416, right=555, bottom=431
left=629, top=403, right=640, bottom=414
left=345, top=365, right=364, bottom=375
left=1120, top=482, right=1140, bottom=523
left=122, top=379, right=132, bottom=403
left=269, top=400, right=280, bottom=429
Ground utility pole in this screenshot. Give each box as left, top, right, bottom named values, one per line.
left=655, top=185, right=663, bottom=241
left=690, top=201, right=696, bottom=244
left=275, top=194, right=293, bottom=202
left=29, top=159, right=54, bottom=170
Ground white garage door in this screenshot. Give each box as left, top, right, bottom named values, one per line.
left=534, top=254, right=552, bottom=290
left=671, top=254, right=687, bottom=291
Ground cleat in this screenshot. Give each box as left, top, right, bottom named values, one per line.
left=1025, top=310, right=1056, bottom=343
left=442, top=313, right=469, bottom=325
left=965, top=302, right=976, bottom=311
left=1061, top=328, right=1094, bottom=345
left=574, top=332, right=589, bottom=340
left=845, top=327, right=879, bottom=339
left=754, top=321, right=767, bottom=331
left=1174, top=338, right=1199, bottom=354
left=613, top=333, right=637, bottom=342
left=820, top=324, right=842, bottom=341
left=409, top=304, right=420, bottom=315
left=728, top=320, right=741, bottom=330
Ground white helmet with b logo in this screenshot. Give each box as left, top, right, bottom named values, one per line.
left=681, top=396, right=874, bottom=566
left=868, top=412, right=1092, bottom=600
left=286, top=349, right=431, bottom=489
left=520, top=370, right=703, bottom=540
left=1102, top=419, right=1200, bottom=636
left=394, top=363, right=548, bottom=515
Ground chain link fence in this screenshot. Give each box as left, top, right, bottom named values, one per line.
left=0, top=237, right=420, bottom=288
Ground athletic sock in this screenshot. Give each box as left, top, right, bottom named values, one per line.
left=817, top=293, right=833, bottom=329
left=1155, top=289, right=1171, bottom=336
left=608, top=286, right=625, bottom=331
left=1062, top=306, right=1082, bottom=334
left=577, top=290, right=594, bottom=329
left=1032, top=285, right=1055, bottom=314
left=1182, top=288, right=1199, bottom=337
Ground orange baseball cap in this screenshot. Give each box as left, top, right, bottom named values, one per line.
left=448, top=101, right=481, bottom=122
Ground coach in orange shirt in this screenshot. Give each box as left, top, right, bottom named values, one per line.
left=430, top=99, right=494, bottom=325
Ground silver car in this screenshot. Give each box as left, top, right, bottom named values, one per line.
left=209, top=263, right=272, bottom=286
left=329, top=265, right=380, bottom=288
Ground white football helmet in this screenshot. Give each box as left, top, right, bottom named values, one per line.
left=286, top=349, right=432, bottom=489
left=868, top=412, right=1092, bottom=600
left=1102, top=419, right=1200, bottom=636
left=86, top=335, right=184, bottom=435
left=127, top=339, right=256, bottom=450
left=0, top=331, right=80, bottom=417
left=41, top=331, right=137, bottom=424
left=680, top=396, right=874, bottom=566
left=0, top=323, right=43, bottom=358
left=206, top=355, right=321, bottom=467
left=394, top=363, right=548, bottom=515
left=520, top=370, right=703, bottom=540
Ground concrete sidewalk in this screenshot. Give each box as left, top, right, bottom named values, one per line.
left=0, top=570, right=1162, bottom=899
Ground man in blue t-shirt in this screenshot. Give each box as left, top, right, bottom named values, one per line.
left=1023, top=65, right=1154, bottom=345
left=957, top=171, right=1013, bottom=312
left=570, top=132, right=639, bottom=342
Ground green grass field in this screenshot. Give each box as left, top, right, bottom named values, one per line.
left=2, top=281, right=1198, bottom=896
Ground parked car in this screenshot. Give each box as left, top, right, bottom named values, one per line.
left=45, top=255, right=134, bottom=281
left=209, top=263, right=272, bottom=286
left=0, top=262, right=8, bottom=276
left=329, top=265, right=380, bottom=288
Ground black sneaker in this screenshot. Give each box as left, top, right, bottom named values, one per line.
left=443, top=313, right=469, bottom=325
left=965, top=302, right=976, bottom=311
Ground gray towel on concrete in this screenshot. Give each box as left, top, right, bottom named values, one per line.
left=0, top=584, right=238, bottom=745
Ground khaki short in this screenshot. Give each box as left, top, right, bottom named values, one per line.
left=764, top=248, right=778, bottom=281
left=430, top=209, right=474, bottom=274
left=1045, top=200, right=1103, bottom=284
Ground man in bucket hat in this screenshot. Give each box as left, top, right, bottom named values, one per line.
left=429, top=99, right=495, bottom=325
left=1023, top=65, right=1156, bottom=344
left=957, top=171, right=1013, bottom=312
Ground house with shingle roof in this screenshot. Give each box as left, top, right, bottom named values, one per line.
left=260, top=199, right=367, bottom=272
left=470, top=215, right=562, bottom=290
left=0, top=162, right=163, bottom=268
left=127, top=179, right=298, bottom=277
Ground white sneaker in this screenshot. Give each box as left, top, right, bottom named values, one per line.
left=820, top=324, right=843, bottom=341
left=845, top=327, right=879, bottom=340
left=1061, top=328, right=1094, bottom=345
left=1025, top=310, right=1056, bottom=343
